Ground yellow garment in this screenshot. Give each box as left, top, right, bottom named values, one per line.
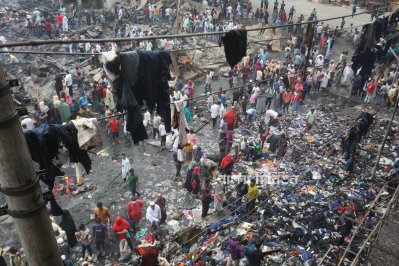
left=247, top=184, right=259, bottom=200
left=154, top=7, right=160, bottom=16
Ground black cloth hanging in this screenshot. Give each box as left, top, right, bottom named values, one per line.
left=112, top=50, right=172, bottom=143
left=59, top=210, right=78, bottom=248
left=24, top=124, right=92, bottom=190
left=221, top=29, right=247, bottom=68
left=43, top=191, right=64, bottom=216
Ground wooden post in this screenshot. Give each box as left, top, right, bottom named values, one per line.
left=0, top=66, right=63, bottom=265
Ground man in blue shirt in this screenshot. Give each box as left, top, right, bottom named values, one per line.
left=220, top=92, right=227, bottom=106
left=92, top=218, right=108, bottom=256
left=244, top=108, right=256, bottom=124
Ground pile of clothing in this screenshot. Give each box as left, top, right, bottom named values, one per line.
left=167, top=104, right=395, bottom=265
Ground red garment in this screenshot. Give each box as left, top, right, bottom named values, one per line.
left=294, top=83, right=303, bottom=91
left=56, top=15, right=63, bottom=25
left=283, top=91, right=292, bottom=104
left=367, top=82, right=376, bottom=94
left=187, top=85, right=194, bottom=98
left=320, top=36, right=327, bottom=46
left=220, top=154, right=233, bottom=169
left=293, top=93, right=302, bottom=103
left=109, top=119, right=119, bottom=133
left=337, top=204, right=356, bottom=214
left=223, top=108, right=236, bottom=129
left=145, top=7, right=150, bottom=16
left=127, top=200, right=144, bottom=222
left=44, top=21, right=52, bottom=32
left=134, top=246, right=158, bottom=266
left=112, top=216, right=130, bottom=240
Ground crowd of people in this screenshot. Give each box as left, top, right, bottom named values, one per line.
left=1, top=0, right=399, bottom=265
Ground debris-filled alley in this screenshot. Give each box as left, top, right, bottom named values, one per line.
left=0, top=0, right=399, bottom=265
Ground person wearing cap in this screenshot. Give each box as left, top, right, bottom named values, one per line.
left=21, top=115, right=34, bottom=131
left=154, top=193, right=167, bottom=224
left=146, top=202, right=162, bottom=228
left=57, top=238, right=70, bottom=259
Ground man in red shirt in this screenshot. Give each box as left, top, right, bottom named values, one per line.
left=127, top=196, right=144, bottom=231
left=44, top=20, right=52, bottom=38
left=107, top=116, right=120, bottom=144
left=56, top=13, right=63, bottom=29
left=364, top=78, right=376, bottom=104
left=282, top=89, right=292, bottom=114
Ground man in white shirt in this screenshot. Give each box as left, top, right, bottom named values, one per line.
left=219, top=103, right=226, bottom=119
left=204, top=71, right=214, bottom=94
left=210, top=101, right=220, bottom=128
left=143, top=109, right=151, bottom=127
left=152, top=112, right=162, bottom=139
left=146, top=41, right=152, bottom=51
left=159, top=119, right=167, bottom=150
left=180, top=91, right=188, bottom=107
left=173, top=88, right=181, bottom=101
left=146, top=202, right=161, bottom=227
left=121, top=153, right=131, bottom=182
left=207, top=92, right=214, bottom=112
left=252, top=84, right=261, bottom=96
left=256, top=70, right=263, bottom=82
left=265, top=109, right=279, bottom=125
left=64, top=70, right=73, bottom=96
left=227, top=5, right=233, bottom=19
left=96, top=43, right=101, bottom=53
left=316, top=23, right=324, bottom=38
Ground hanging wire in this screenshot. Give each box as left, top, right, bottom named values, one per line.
left=0, top=22, right=370, bottom=56
left=0, top=3, right=396, bottom=49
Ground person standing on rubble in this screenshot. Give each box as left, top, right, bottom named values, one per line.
left=152, top=111, right=162, bottom=139
left=56, top=13, right=63, bottom=30
left=201, top=178, right=213, bottom=218
left=305, top=108, right=316, bottom=131
left=64, top=70, right=73, bottom=97
left=125, top=168, right=139, bottom=197
left=247, top=179, right=258, bottom=212
left=146, top=202, right=162, bottom=229
left=93, top=202, right=111, bottom=225
left=154, top=193, right=167, bottom=224
left=62, top=15, right=69, bottom=32
left=121, top=153, right=131, bottom=183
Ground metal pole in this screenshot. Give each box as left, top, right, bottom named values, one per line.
left=0, top=66, right=63, bottom=265
left=370, top=47, right=399, bottom=179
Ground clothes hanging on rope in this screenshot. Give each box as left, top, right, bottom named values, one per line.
left=24, top=124, right=92, bottom=190
left=221, top=29, right=247, bottom=68
left=101, top=50, right=172, bottom=143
